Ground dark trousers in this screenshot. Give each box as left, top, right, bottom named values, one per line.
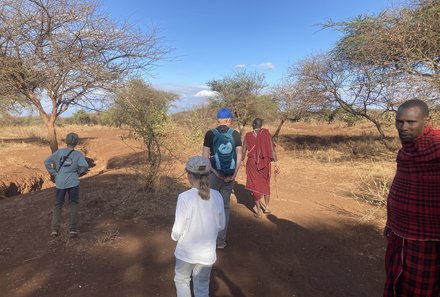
left=209, top=174, right=234, bottom=245
left=51, top=186, right=79, bottom=232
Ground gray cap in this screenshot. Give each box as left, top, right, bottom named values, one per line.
left=186, top=156, right=211, bottom=175
left=65, top=132, right=79, bottom=146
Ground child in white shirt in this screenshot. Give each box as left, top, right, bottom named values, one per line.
left=172, top=156, right=225, bottom=297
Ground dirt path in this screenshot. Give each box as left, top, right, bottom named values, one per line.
left=0, top=126, right=388, bottom=297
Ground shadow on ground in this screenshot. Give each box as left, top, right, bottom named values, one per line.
left=233, top=183, right=255, bottom=213
left=280, top=134, right=387, bottom=149
left=107, top=151, right=173, bottom=170
left=0, top=171, right=385, bottom=297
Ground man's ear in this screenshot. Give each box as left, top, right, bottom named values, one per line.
left=424, top=116, right=431, bottom=126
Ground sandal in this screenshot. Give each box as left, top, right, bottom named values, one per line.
left=264, top=207, right=272, bottom=214
left=254, top=212, right=262, bottom=219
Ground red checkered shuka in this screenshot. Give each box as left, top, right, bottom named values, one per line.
left=387, top=125, right=440, bottom=240
left=383, top=232, right=440, bottom=297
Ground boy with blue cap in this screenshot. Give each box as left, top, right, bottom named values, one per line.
left=202, top=108, right=242, bottom=249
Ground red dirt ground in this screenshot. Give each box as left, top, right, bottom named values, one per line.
left=0, top=124, right=389, bottom=297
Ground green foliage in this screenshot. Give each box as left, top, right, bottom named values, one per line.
left=316, top=106, right=334, bottom=122
left=112, top=79, right=176, bottom=190
left=71, top=109, right=92, bottom=125
left=98, top=108, right=123, bottom=127
left=252, top=95, right=279, bottom=122
left=115, top=79, right=176, bottom=159
left=0, top=115, right=43, bottom=126
left=172, top=105, right=215, bottom=146
left=301, top=106, right=366, bottom=126
left=207, top=70, right=267, bottom=130
left=337, top=109, right=362, bottom=127
left=330, top=0, right=440, bottom=90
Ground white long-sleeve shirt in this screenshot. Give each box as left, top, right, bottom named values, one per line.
left=171, top=188, right=225, bottom=265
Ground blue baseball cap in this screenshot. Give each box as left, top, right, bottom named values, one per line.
left=217, top=108, right=234, bottom=119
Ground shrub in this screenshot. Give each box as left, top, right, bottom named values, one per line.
left=99, top=108, right=123, bottom=127
left=173, top=105, right=214, bottom=147
left=354, top=172, right=392, bottom=206
left=71, top=109, right=92, bottom=125
left=339, top=112, right=361, bottom=127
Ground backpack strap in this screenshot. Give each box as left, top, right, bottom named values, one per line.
left=211, top=128, right=235, bottom=146
left=211, top=128, right=220, bottom=136
left=211, top=128, right=234, bottom=136
left=57, top=149, right=74, bottom=172
left=226, top=128, right=235, bottom=146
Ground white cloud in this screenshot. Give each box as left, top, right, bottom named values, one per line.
left=153, top=83, right=206, bottom=96
left=152, top=83, right=213, bottom=113
left=195, top=90, right=217, bottom=98
left=257, top=62, right=275, bottom=70
left=234, top=62, right=275, bottom=71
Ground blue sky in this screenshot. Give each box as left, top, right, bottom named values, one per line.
left=100, top=0, right=396, bottom=111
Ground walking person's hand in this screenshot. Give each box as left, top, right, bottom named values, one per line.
left=224, top=175, right=236, bottom=183
left=383, top=225, right=390, bottom=238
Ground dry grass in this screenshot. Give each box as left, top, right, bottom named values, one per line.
left=348, top=165, right=394, bottom=222
left=354, top=171, right=392, bottom=206
left=278, top=137, right=394, bottom=162
left=2, top=157, right=39, bottom=169
left=0, top=141, right=34, bottom=150
left=0, top=125, right=48, bottom=139
left=275, top=121, right=398, bottom=163
left=0, top=124, right=111, bottom=141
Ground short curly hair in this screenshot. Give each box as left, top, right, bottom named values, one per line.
left=65, top=132, right=79, bottom=146
left=398, top=99, right=429, bottom=117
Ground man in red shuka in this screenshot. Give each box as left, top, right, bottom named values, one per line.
left=242, top=118, right=279, bottom=218
left=384, top=99, right=440, bottom=297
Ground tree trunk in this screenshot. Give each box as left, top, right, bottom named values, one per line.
left=146, top=139, right=152, bottom=161
left=239, top=123, right=245, bottom=136
left=371, top=120, right=394, bottom=151
left=44, top=116, right=58, bottom=153
left=273, top=118, right=286, bottom=141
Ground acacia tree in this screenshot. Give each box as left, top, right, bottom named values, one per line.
left=207, top=70, right=266, bottom=134
left=292, top=53, right=408, bottom=140
left=0, top=0, right=169, bottom=152
left=272, top=77, right=327, bottom=139
left=328, top=0, right=440, bottom=93
left=0, top=93, right=32, bottom=118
